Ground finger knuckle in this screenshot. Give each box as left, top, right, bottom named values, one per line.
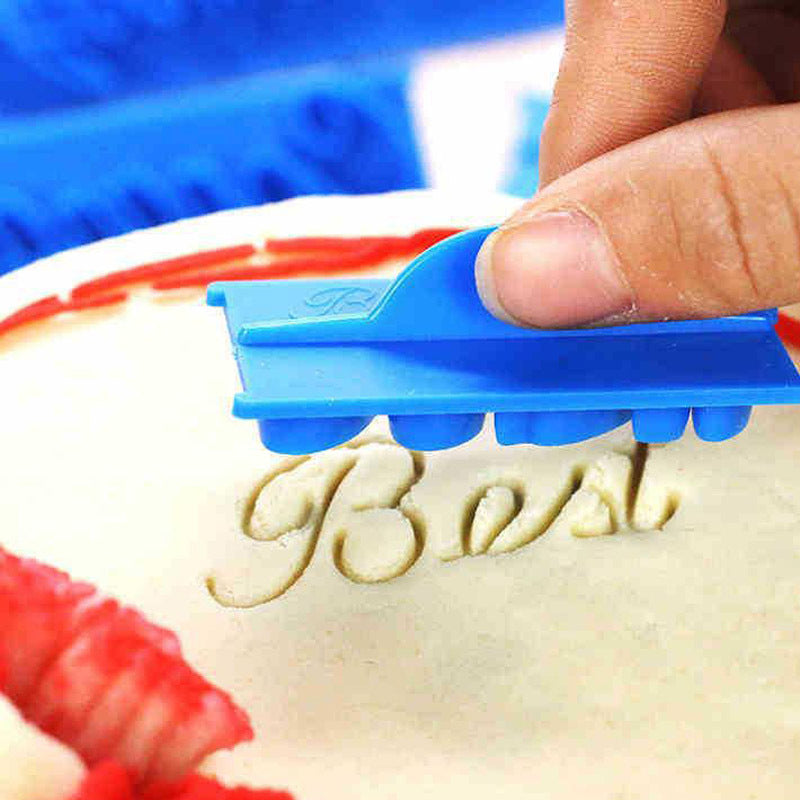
left=694, top=136, right=774, bottom=307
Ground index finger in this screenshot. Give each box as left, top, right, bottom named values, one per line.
left=540, top=0, right=726, bottom=185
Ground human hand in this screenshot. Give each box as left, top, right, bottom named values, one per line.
left=475, top=1, right=800, bottom=327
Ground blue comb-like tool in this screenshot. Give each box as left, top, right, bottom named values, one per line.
left=208, top=228, right=800, bottom=455
left=0, top=65, right=422, bottom=276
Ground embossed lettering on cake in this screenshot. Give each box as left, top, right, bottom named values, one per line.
left=206, top=442, right=679, bottom=609
left=206, top=440, right=425, bottom=608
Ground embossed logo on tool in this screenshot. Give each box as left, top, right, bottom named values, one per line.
left=289, top=286, right=380, bottom=319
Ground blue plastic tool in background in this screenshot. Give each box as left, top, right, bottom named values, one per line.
left=0, top=1, right=564, bottom=114
left=0, top=64, right=422, bottom=276
left=209, top=228, right=800, bottom=455
left=0, top=2, right=564, bottom=276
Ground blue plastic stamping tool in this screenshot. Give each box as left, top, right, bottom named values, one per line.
left=209, top=228, right=800, bottom=455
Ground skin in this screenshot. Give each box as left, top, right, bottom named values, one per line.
left=474, top=1, right=800, bottom=327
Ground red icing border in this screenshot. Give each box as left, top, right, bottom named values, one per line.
left=0, top=292, right=129, bottom=338
left=153, top=243, right=390, bottom=290
left=0, top=229, right=461, bottom=339
left=776, top=312, right=800, bottom=350
left=71, top=244, right=258, bottom=300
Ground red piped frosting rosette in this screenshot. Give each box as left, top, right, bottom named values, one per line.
left=73, top=762, right=294, bottom=799
left=0, top=544, right=291, bottom=799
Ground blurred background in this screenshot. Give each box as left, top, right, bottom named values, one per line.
left=0, top=1, right=564, bottom=275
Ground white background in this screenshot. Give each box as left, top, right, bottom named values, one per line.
left=411, top=28, right=564, bottom=195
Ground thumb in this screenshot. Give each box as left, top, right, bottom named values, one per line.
left=475, top=103, right=800, bottom=328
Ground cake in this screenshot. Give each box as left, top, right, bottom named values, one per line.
left=3, top=190, right=800, bottom=799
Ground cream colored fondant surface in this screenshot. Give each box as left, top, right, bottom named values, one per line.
left=0, top=695, right=85, bottom=799
left=3, top=192, right=800, bottom=800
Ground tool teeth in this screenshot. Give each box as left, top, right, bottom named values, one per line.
left=389, top=413, right=484, bottom=451
left=258, top=416, right=373, bottom=455
left=692, top=406, right=752, bottom=442
left=632, top=408, right=690, bottom=443
left=495, top=410, right=632, bottom=447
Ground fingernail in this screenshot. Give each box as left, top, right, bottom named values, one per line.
left=475, top=210, right=633, bottom=328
